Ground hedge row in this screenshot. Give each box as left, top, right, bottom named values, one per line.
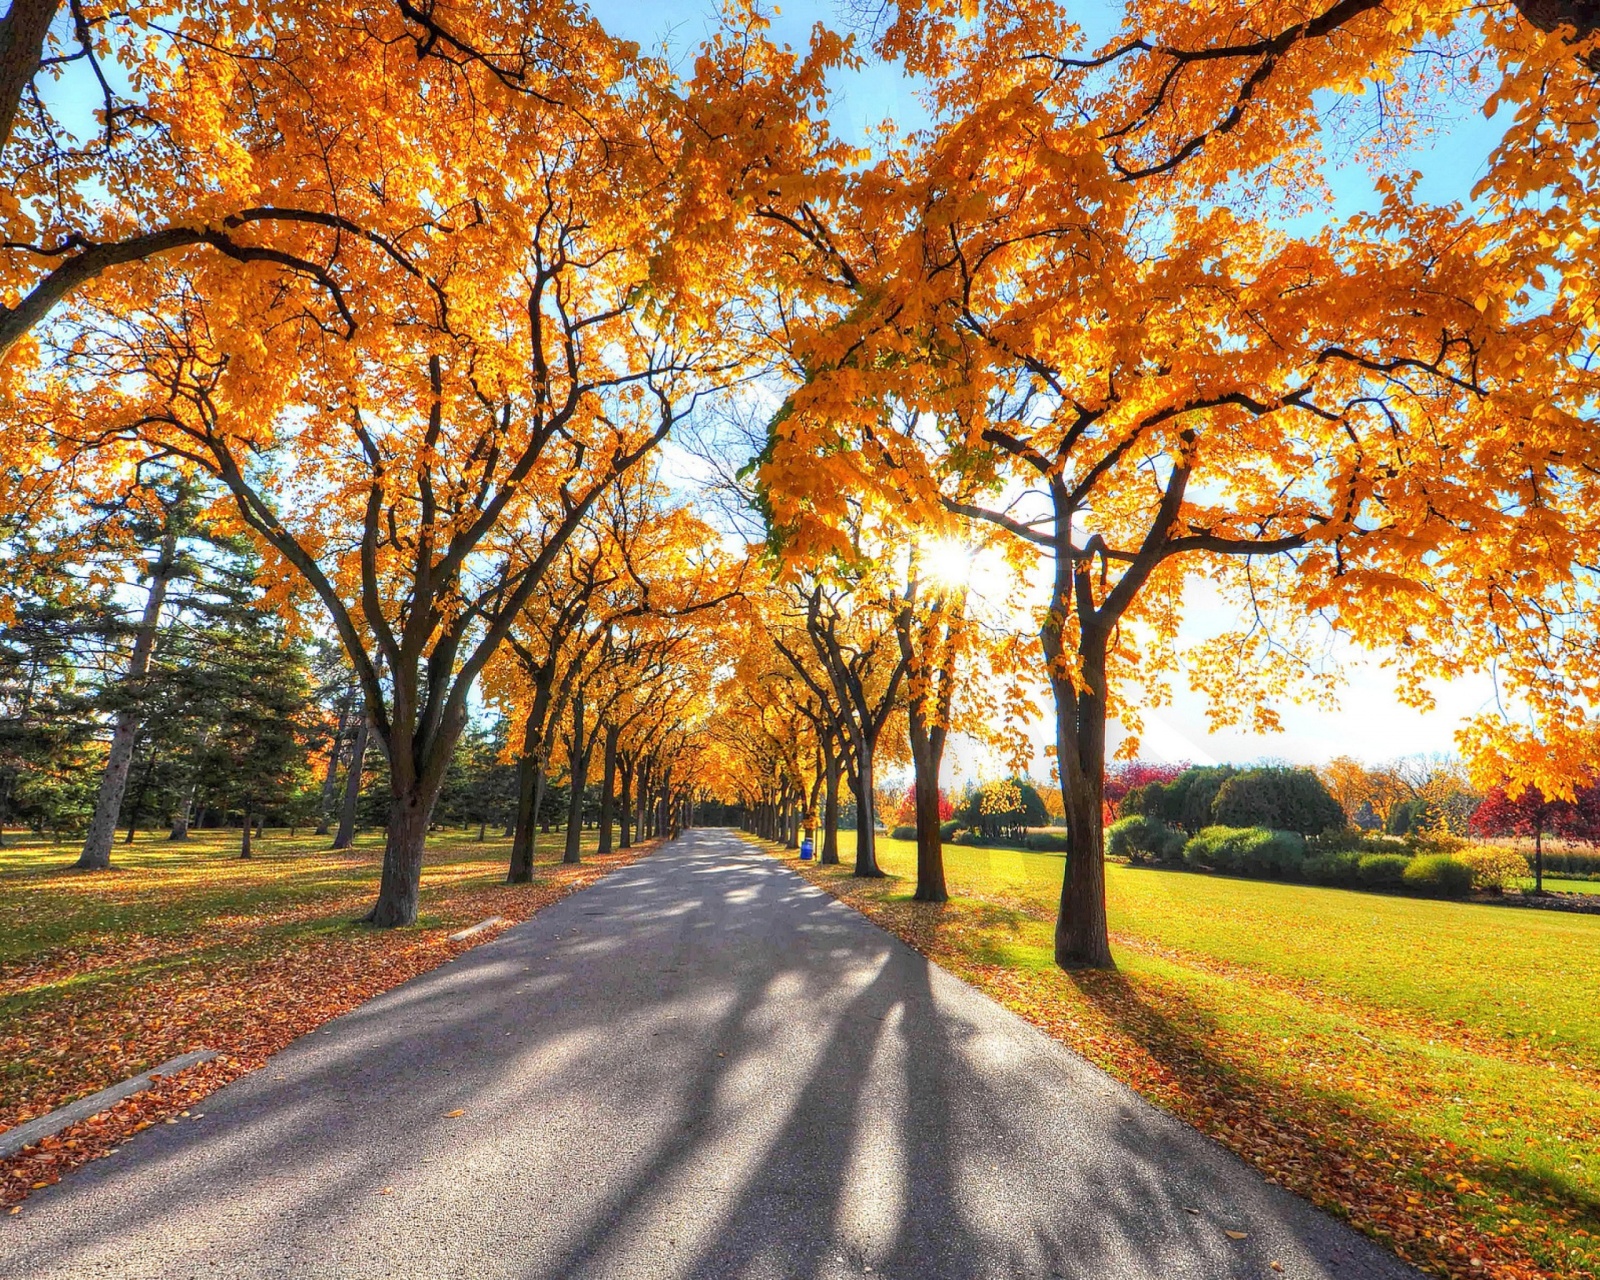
left=1107, top=816, right=1478, bottom=897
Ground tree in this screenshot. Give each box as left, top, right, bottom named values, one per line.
left=75, top=493, right=184, bottom=869
left=1470, top=779, right=1600, bottom=892
left=749, top=2, right=1600, bottom=970
left=1103, top=761, right=1187, bottom=822
left=1211, top=768, right=1345, bottom=836
left=1123, top=767, right=1237, bottom=837
left=894, top=543, right=969, bottom=902
left=22, top=9, right=769, bottom=923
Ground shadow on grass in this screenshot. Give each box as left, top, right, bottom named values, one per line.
left=1063, top=965, right=1600, bottom=1278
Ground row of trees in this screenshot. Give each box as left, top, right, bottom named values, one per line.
left=0, top=468, right=725, bottom=864
left=707, top=0, right=1600, bottom=966
left=7, top=0, right=1600, bottom=963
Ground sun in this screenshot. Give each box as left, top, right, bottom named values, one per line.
left=920, top=537, right=974, bottom=591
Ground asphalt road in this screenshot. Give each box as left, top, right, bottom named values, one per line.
left=0, top=829, right=1418, bottom=1280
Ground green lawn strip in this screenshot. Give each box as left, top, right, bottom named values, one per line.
left=800, top=833, right=1600, bottom=1279
left=1540, top=879, right=1600, bottom=896
left=866, top=836, right=1600, bottom=1072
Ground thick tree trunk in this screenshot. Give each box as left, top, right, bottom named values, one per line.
left=0, top=0, right=59, bottom=153
left=1047, top=638, right=1114, bottom=970
left=564, top=690, right=587, bottom=865
left=331, top=716, right=369, bottom=851
left=911, top=735, right=948, bottom=903
left=240, top=812, right=253, bottom=860
left=598, top=724, right=618, bottom=855
left=853, top=740, right=882, bottom=878
left=363, top=789, right=431, bottom=927
left=78, top=531, right=177, bottom=871
left=508, top=714, right=542, bottom=883
left=168, top=782, right=196, bottom=840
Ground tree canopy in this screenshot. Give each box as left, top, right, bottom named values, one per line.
left=4, top=0, right=1600, bottom=966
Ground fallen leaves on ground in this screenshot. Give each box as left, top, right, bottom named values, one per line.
left=0, top=841, right=655, bottom=1209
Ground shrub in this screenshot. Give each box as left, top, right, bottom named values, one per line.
left=952, top=829, right=984, bottom=846
left=890, top=824, right=917, bottom=841
left=1184, top=826, right=1306, bottom=879
left=1024, top=832, right=1070, bottom=852
left=1402, top=854, right=1474, bottom=898
left=1543, top=849, right=1600, bottom=878
left=1357, top=853, right=1411, bottom=889
left=1456, top=845, right=1529, bottom=892
left=1306, top=828, right=1405, bottom=856
left=1106, top=814, right=1185, bottom=864
left=938, top=819, right=960, bottom=840
left=1305, top=851, right=1362, bottom=886
left=1212, top=767, right=1345, bottom=835
left=1407, top=831, right=1468, bottom=855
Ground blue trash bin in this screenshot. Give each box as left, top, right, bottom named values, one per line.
left=800, top=837, right=814, bottom=860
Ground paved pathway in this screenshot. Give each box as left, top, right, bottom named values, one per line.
left=0, top=829, right=1417, bottom=1279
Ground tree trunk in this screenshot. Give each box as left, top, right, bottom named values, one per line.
left=315, top=699, right=351, bottom=836
left=911, top=733, right=948, bottom=903
left=821, top=744, right=840, bottom=865
left=363, top=788, right=431, bottom=927
left=0, top=0, right=60, bottom=154
left=853, top=740, right=882, bottom=877
left=1047, top=634, right=1114, bottom=970
left=168, top=782, right=196, bottom=840
left=240, top=812, right=253, bottom=859
left=598, top=724, right=618, bottom=855
left=332, top=716, right=369, bottom=851
left=78, top=530, right=177, bottom=871
left=619, top=759, right=633, bottom=849
left=1535, top=825, right=1545, bottom=894
left=564, top=690, right=587, bottom=865
left=508, top=713, right=542, bottom=883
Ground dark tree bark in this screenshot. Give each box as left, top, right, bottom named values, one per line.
left=78, top=530, right=178, bottom=870
left=563, top=687, right=588, bottom=865
left=366, top=790, right=432, bottom=926
left=508, top=709, right=544, bottom=883
left=618, top=756, right=633, bottom=848
left=240, top=811, right=253, bottom=860
left=597, top=723, right=618, bottom=854
left=0, top=0, right=58, bottom=153
left=895, top=584, right=962, bottom=904
left=821, top=737, right=841, bottom=865
left=315, top=695, right=353, bottom=836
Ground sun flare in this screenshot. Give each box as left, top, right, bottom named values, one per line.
left=920, top=538, right=975, bottom=591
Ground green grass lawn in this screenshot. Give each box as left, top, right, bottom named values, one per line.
left=792, top=832, right=1600, bottom=1280
left=1542, top=877, right=1600, bottom=896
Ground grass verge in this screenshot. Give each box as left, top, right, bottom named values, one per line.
left=763, top=831, right=1600, bottom=1280
left=0, top=826, right=652, bottom=1208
